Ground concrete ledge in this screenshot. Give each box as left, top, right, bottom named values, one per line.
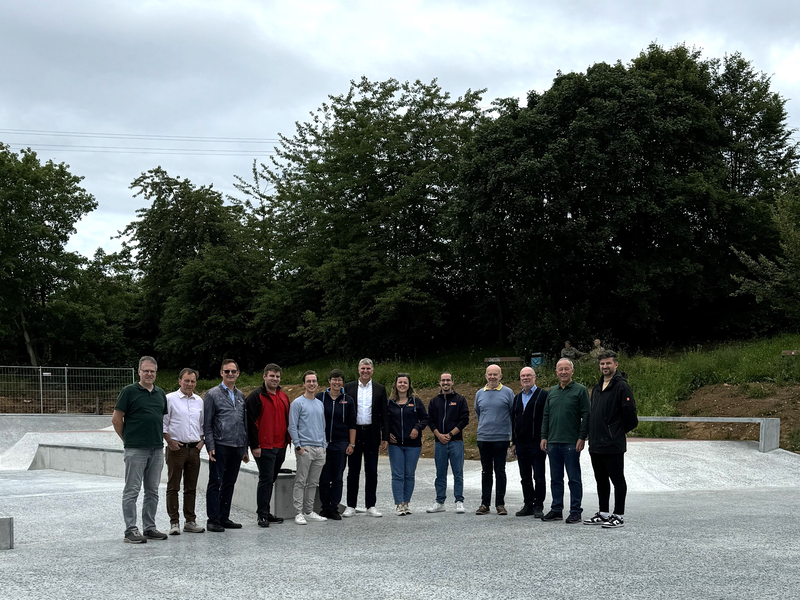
left=0, top=517, right=13, bottom=550
left=638, top=416, right=781, bottom=452
left=30, top=443, right=301, bottom=519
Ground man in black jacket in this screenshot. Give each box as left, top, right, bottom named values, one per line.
left=426, top=372, right=470, bottom=514
left=342, top=358, right=389, bottom=517
left=511, top=366, right=548, bottom=518
left=584, top=350, right=638, bottom=529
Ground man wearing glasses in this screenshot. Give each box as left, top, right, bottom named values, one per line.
left=204, top=358, right=249, bottom=532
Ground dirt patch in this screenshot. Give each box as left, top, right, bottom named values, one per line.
left=676, top=383, right=800, bottom=450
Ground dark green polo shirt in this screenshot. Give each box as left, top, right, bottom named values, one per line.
left=115, top=382, right=168, bottom=448
left=541, top=380, right=590, bottom=443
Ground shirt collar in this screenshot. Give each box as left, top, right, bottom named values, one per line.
left=522, top=385, right=537, bottom=395
left=483, top=383, right=503, bottom=391
left=358, top=379, right=372, bottom=389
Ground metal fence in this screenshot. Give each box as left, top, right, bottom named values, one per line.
left=0, top=366, right=135, bottom=414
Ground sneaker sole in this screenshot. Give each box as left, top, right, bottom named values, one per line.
left=124, top=538, right=146, bottom=544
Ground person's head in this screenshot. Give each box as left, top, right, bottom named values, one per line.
left=439, top=372, right=453, bottom=394
left=564, top=341, right=572, bottom=349
left=178, top=368, right=198, bottom=396
left=328, top=368, right=344, bottom=394
left=556, top=358, right=574, bottom=386
left=221, top=359, right=239, bottom=387
left=485, top=364, right=502, bottom=388
left=302, top=370, right=318, bottom=396
left=138, top=356, right=157, bottom=389
left=593, top=338, right=602, bottom=348
left=520, top=366, right=536, bottom=391
left=358, top=358, right=374, bottom=384
left=598, top=350, right=618, bottom=379
left=263, top=363, right=281, bottom=392
left=391, top=373, right=414, bottom=400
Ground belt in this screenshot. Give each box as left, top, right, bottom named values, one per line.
left=181, top=441, right=201, bottom=448
left=357, top=424, right=373, bottom=430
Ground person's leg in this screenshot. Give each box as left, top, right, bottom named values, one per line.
left=346, top=429, right=365, bottom=508
left=318, top=453, right=333, bottom=512
left=531, top=447, right=547, bottom=511
left=326, top=442, right=347, bottom=511
left=387, top=444, right=404, bottom=505
left=477, top=441, right=493, bottom=507
left=492, top=442, right=508, bottom=507
left=590, top=452, right=611, bottom=513
left=403, top=446, right=422, bottom=503
left=449, top=441, right=465, bottom=503
left=547, top=444, right=565, bottom=514
left=363, top=436, right=380, bottom=509
left=433, top=442, right=448, bottom=504
left=183, top=446, right=201, bottom=523
left=122, top=448, right=147, bottom=533
left=255, top=449, right=279, bottom=519
left=206, top=448, right=223, bottom=524
left=218, top=445, right=245, bottom=522
left=141, top=447, right=164, bottom=532
left=563, top=444, right=583, bottom=516
left=606, top=453, right=627, bottom=515
left=293, top=447, right=311, bottom=515
left=165, top=446, right=184, bottom=525
left=516, top=442, right=534, bottom=507
left=304, top=447, right=326, bottom=515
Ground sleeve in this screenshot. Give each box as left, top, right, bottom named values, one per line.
left=541, top=394, right=550, bottom=440
left=203, top=389, right=217, bottom=452
left=345, top=396, right=357, bottom=430
left=619, top=382, right=639, bottom=433
left=427, top=398, right=440, bottom=433
left=456, top=396, right=470, bottom=432
left=288, top=399, right=300, bottom=446
left=510, top=394, right=519, bottom=444
left=245, top=389, right=261, bottom=449
left=578, top=387, right=590, bottom=440
left=115, top=386, right=130, bottom=413
left=414, top=398, right=429, bottom=432
left=163, top=394, right=172, bottom=434
left=474, top=391, right=481, bottom=418
left=378, top=386, right=390, bottom=442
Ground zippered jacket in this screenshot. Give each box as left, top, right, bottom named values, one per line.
left=427, top=390, right=469, bottom=442
left=511, top=387, right=548, bottom=445
left=315, top=389, right=356, bottom=443
left=246, top=384, right=290, bottom=450
left=387, top=396, right=429, bottom=447
left=588, top=371, right=638, bottom=454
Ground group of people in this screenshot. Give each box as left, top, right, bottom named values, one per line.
left=111, top=352, right=638, bottom=543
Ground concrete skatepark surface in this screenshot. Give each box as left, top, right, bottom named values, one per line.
left=0, top=420, right=799, bottom=599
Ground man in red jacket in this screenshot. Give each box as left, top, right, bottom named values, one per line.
left=246, top=363, right=291, bottom=528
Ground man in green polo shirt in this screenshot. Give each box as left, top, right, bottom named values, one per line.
left=112, top=356, right=169, bottom=544
left=540, top=357, right=589, bottom=524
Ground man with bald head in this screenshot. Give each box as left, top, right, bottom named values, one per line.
left=511, top=366, right=548, bottom=518
left=474, top=364, right=515, bottom=515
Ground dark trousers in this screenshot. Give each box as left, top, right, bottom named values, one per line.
left=590, top=452, right=627, bottom=515
left=319, top=440, right=348, bottom=511
left=206, top=444, right=245, bottom=524
left=347, top=425, right=379, bottom=509
left=165, top=445, right=201, bottom=523
left=516, top=441, right=547, bottom=509
left=478, top=440, right=509, bottom=507
left=254, top=447, right=286, bottom=519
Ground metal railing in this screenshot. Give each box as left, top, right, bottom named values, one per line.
left=0, top=366, right=135, bottom=414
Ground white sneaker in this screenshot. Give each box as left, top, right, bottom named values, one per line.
left=304, top=511, right=327, bottom=522
left=403, top=503, right=412, bottom=515
left=455, top=501, right=465, bottom=514
left=294, top=514, right=307, bottom=525
left=395, top=504, right=405, bottom=516
left=426, top=502, right=445, bottom=513
left=342, top=507, right=356, bottom=518
left=169, top=522, right=181, bottom=535
left=355, top=507, right=367, bottom=513
left=366, top=506, right=383, bottom=517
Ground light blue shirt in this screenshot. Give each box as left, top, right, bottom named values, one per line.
left=521, top=385, right=538, bottom=411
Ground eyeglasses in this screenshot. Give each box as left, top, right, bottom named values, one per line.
left=140, top=370, right=156, bottom=374
left=223, top=369, right=238, bottom=375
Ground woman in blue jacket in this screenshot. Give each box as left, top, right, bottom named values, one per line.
left=387, top=373, right=429, bottom=515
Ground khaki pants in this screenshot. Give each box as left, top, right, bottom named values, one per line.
left=293, top=446, right=325, bottom=515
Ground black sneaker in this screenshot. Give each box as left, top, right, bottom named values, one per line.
left=602, top=514, right=625, bottom=528
left=207, top=522, right=225, bottom=532
left=540, top=511, right=563, bottom=521
left=515, top=504, right=535, bottom=517
left=324, top=509, right=342, bottom=521
left=220, top=519, right=242, bottom=529
left=143, top=529, right=168, bottom=540
left=257, top=517, right=269, bottom=528
left=267, top=513, right=284, bottom=524
left=124, top=528, right=147, bottom=544
left=565, top=513, right=581, bottom=524
left=532, top=507, right=545, bottom=519
left=583, top=512, right=609, bottom=525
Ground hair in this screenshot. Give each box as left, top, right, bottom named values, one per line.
left=556, top=357, right=574, bottom=369
left=439, top=372, right=453, bottom=381
left=359, top=358, right=374, bottom=367
left=263, top=363, right=282, bottom=376
left=597, top=350, right=618, bottom=361
left=178, top=368, right=198, bottom=380
left=302, top=370, right=317, bottom=383
left=564, top=341, right=571, bottom=346
left=328, top=368, right=345, bottom=381
left=138, top=356, right=157, bottom=369
left=221, top=358, right=239, bottom=371
left=390, top=373, right=415, bottom=401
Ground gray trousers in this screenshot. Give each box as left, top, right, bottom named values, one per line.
left=293, top=446, right=325, bottom=515
left=123, top=446, right=164, bottom=533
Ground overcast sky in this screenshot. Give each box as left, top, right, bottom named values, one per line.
left=2, top=0, right=799, bottom=258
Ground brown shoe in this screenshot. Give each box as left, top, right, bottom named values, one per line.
left=496, top=505, right=508, bottom=516
left=475, top=504, right=490, bottom=515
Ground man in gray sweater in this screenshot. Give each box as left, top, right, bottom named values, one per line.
left=474, top=364, right=515, bottom=516
left=288, top=370, right=328, bottom=524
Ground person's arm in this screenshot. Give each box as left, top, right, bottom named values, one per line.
left=619, top=382, right=639, bottom=432
left=410, top=398, right=428, bottom=439
left=288, top=399, right=301, bottom=451
left=540, top=395, right=550, bottom=451
left=378, top=385, right=389, bottom=451
left=577, top=387, right=590, bottom=451
left=453, top=395, right=469, bottom=437
left=245, top=389, right=262, bottom=454
left=112, top=410, right=125, bottom=441
left=204, top=389, right=217, bottom=460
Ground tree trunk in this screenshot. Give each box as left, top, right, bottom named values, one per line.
left=18, top=310, right=39, bottom=366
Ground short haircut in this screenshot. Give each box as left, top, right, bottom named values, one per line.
left=263, top=363, right=282, bottom=376
left=329, top=368, right=345, bottom=380
left=440, top=372, right=452, bottom=380
left=221, top=358, right=239, bottom=371
left=178, top=368, right=198, bottom=380
left=556, top=357, right=574, bottom=369
left=139, top=356, right=157, bottom=369
left=302, top=370, right=317, bottom=383
left=597, top=350, right=618, bottom=361
left=359, top=358, right=374, bottom=367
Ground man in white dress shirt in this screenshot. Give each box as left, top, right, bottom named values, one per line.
left=163, top=368, right=206, bottom=534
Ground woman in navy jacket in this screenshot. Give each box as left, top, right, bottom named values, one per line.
left=387, top=373, right=429, bottom=516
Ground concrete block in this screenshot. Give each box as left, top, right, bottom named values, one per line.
left=0, top=517, right=13, bottom=550
left=760, top=418, right=781, bottom=453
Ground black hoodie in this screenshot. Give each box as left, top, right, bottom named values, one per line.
left=588, top=371, right=638, bottom=454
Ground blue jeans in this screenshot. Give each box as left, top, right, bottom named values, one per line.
left=387, top=444, right=422, bottom=504
left=122, top=446, right=163, bottom=533
left=547, top=442, right=583, bottom=516
left=434, top=440, right=464, bottom=504
left=206, top=444, right=245, bottom=524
